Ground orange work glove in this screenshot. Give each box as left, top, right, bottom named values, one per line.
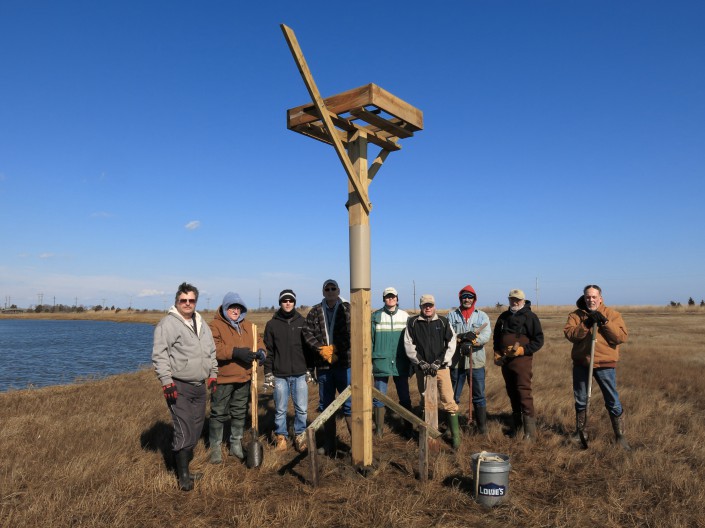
left=494, top=351, right=505, bottom=366
left=319, top=345, right=336, bottom=363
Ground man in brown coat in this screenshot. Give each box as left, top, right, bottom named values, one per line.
left=564, top=284, right=630, bottom=450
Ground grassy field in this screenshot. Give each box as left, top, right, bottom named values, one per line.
left=1, top=307, right=704, bottom=527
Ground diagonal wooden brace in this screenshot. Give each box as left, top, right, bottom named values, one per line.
left=281, top=24, right=371, bottom=213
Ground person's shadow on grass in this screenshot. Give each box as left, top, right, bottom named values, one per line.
left=140, top=421, right=174, bottom=470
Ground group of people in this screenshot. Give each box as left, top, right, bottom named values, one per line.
left=152, top=280, right=630, bottom=491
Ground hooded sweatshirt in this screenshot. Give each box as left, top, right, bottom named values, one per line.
left=209, top=292, right=265, bottom=384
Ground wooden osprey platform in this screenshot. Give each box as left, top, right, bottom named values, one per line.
left=281, top=23, right=425, bottom=472
left=287, top=83, right=424, bottom=152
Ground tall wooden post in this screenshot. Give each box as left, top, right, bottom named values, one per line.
left=281, top=23, right=423, bottom=473
left=348, top=130, right=372, bottom=466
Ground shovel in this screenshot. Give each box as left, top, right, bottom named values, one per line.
left=578, top=323, right=598, bottom=449
left=245, top=323, right=264, bottom=468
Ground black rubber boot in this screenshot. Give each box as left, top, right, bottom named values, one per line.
left=175, top=450, right=193, bottom=492
left=318, top=419, right=337, bottom=457
left=374, top=407, right=385, bottom=438
left=510, top=412, right=522, bottom=438
left=570, top=409, right=586, bottom=445
left=229, top=420, right=244, bottom=459
left=610, top=413, right=632, bottom=451
left=474, top=405, right=488, bottom=435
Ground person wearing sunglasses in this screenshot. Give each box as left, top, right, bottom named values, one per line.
left=263, top=289, right=310, bottom=453
left=492, top=288, right=544, bottom=442
left=564, top=284, right=630, bottom=451
left=152, top=282, right=217, bottom=491
left=302, top=279, right=351, bottom=457
left=447, top=284, right=492, bottom=435
left=207, top=292, right=266, bottom=464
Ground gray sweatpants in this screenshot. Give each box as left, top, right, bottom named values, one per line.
left=169, top=379, right=207, bottom=452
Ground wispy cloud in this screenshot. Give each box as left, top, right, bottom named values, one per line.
left=185, top=220, right=201, bottom=230
left=38, top=252, right=55, bottom=259
left=90, top=211, right=112, bottom=218
left=138, top=289, right=165, bottom=298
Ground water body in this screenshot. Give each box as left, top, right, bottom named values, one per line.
left=0, top=319, right=155, bottom=392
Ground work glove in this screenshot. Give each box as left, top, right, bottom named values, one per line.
left=255, top=349, right=266, bottom=365
left=460, top=342, right=473, bottom=357
left=162, top=383, right=178, bottom=404
left=207, top=377, right=217, bottom=394
left=306, top=369, right=316, bottom=384
left=232, top=347, right=256, bottom=363
left=263, top=373, right=275, bottom=391
left=417, top=360, right=431, bottom=376
left=584, top=311, right=608, bottom=328
left=457, top=331, right=478, bottom=344
left=494, top=352, right=505, bottom=366
left=505, top=345, right=525, bottom=358
left=319, top=345, right=336, bottom=363
left=429, top=359, right=442, bottom=376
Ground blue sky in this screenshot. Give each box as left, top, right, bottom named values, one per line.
left=1, top=0, right=703, bottom=311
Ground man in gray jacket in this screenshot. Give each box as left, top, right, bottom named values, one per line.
left=152, top=282, right=217, bottom=491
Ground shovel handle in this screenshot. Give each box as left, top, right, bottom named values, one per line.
left=250, top=324, right=258, bottom=433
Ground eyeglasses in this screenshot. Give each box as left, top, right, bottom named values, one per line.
left=227, top=306, right=241, bottom=312
left=421, top=303, right=434, bottom=309
left=383, top=294, right=397, bottom=299
left=324, top=287, right=338, bottom=292
left=460, top=294, right=475, bottom=300
left=281, top=299, right=295, bottom=304
left=178, top=298, right=197, bottom=305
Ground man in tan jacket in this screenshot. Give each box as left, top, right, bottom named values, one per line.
left=564, top=284, right=630, bottom=451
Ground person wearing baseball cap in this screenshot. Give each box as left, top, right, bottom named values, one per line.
left=371, top=287, right=411, bottom=437
left=302, top=279, right=352, bottom=456
left=492, top=288, right=544, bottom=441
left=403, top=294, right=461, bottom=449
left=447, top=284, right=492, bottom=434
left=263, top=289, right=310, bottom=453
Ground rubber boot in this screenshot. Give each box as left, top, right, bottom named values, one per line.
left=186, top=448, right=202, bottom=481
left=510, top=412, right=523, bottom=438
left=447, top=413, right=461, bottom=450
left=473, top=405, right=488, bottom=435
left=523, top=415, right=537, bottom=442
left=229, top=419, right=244, bottom=459
left=374, top=407, right=385, bottom=438
left=209, top=419, right=224, bottom=464
left=318, top=419, right=337, bottom=457
left=610, top=413, right=632, bottom=451
left=570, top=409, right=586, bottom=445
left=175, top=450, right=193, bottom=492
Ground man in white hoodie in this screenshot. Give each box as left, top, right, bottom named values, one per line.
left=152, top=282, right=217, bottom=491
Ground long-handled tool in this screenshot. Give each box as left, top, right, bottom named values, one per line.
left=465, top=322, right=487, bottom=425
left=246, top=324, right=264, bottom=468
left=579, top=323, right=598, bottom=449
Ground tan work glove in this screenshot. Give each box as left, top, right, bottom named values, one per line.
left=505, top=345, right=525, bottom=358
left=319, top=345, right=336, bottom=363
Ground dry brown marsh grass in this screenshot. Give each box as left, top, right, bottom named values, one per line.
left=1, top=309, right=705, bottom=527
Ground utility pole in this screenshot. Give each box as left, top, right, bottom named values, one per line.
left=413, top=280, right=416, bottom=310
left=259, top=288, right=262, bottom=310
left=535, top=277, right=539, bottom=309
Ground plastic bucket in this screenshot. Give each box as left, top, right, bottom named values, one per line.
left=471, top=452, right=511, bottom=507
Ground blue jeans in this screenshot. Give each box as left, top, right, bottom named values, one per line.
left=450, top=367, right=486, bottom=406
left=317, top=366, right=351, bottom=416
left=274, top=375, right=308, bottom=437
left=373, top=376, right=411, bottom=409
left=573, top=365, right=623, bottom=416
